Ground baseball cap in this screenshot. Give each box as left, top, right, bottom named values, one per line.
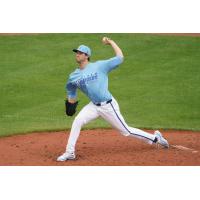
left=73, top=45, right=91, bottom=57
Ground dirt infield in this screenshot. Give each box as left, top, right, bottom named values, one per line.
left=0, top=129, right=199, bottom=166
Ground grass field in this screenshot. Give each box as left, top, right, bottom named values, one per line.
left=0, top=33, right=200, bottom=137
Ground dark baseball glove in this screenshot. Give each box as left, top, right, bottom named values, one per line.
left=65, top=100, right=78, bottom=116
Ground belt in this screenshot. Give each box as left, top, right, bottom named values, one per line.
left=94, top=99, right=112, bottom=106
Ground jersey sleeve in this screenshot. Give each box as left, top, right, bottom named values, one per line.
left=100, top=56, right=124, bottom=73
left=66, top=79, right=77, bottom=99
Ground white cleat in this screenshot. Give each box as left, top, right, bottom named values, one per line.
left=154, top=130, right=169, bottom=148
left=57, top=151, right=76, bottom=161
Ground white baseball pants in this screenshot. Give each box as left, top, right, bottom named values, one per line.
left=66, top=98, right=156, bottom=152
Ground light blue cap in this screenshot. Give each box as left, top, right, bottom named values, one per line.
left=73, top=45, right=91, bottom=57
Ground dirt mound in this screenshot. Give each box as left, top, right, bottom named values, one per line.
left=0, top=129, right=199, bottom=166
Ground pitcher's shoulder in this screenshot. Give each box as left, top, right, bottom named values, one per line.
left=70, top=68, right=80, bottom=75
left=68, top=68, right=80, bottom=81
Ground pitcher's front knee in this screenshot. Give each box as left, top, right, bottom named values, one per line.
left=73, top=116, right=86, bottom=128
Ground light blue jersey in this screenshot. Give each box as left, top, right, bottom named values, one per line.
left=66, top=56, right=123, bottom=104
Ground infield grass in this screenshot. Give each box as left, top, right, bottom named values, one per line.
left=0, top=33, right=200, bottom=136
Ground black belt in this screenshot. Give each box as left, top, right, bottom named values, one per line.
left=94, top=99, right=112, bottom=106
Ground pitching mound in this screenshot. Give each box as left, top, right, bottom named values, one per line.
left=0, top=129, right=200, bottom=166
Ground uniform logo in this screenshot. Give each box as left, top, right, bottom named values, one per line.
left=75, top=72, right=98, bottom=87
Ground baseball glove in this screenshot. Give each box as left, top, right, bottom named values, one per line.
left=65, top=100, right=78, bottom=116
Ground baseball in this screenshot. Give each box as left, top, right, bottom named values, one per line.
left=102, top=37, right=109, bottom=44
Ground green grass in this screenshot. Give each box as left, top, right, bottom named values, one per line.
left=0, top=33, right=200, bottom=137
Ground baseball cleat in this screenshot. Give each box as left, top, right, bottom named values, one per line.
left=57, top=151, right=76, bottom=161
left=154, top=130, right=169, bottom=148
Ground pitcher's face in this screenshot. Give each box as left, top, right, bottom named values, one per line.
left=75, top=51, right=88, bottom=64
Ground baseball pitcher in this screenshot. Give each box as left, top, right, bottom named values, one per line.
left=57, top=37, right=169, bottom=161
